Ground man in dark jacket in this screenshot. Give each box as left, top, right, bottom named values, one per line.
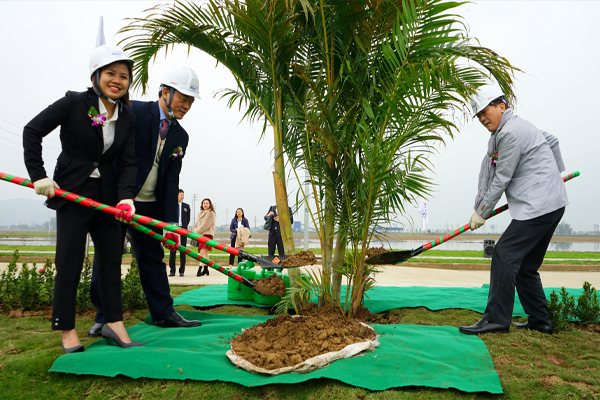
left=89, top=66, right=202, bottom=336
left=264, top=205, right=293, bottom=257
left=169, top=189, right=191, bottom=276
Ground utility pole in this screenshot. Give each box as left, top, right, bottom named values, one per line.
left=254, top=216, right=257, bottom=229
left=192, top=194, right=199, bottom=227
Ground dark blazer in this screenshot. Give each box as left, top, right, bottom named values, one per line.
left=129, top=101, right=189, bottom=223
left=230, top=216, right=250, bottom=240
left=23, top=90, right=137, bottom=210
left=264, top=205, right=293, bottom=236
left=179, top=201, right=191, bottom=229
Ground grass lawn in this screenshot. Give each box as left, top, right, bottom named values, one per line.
left=1, top=285, right=599, bottom=399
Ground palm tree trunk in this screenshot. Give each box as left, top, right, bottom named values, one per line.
left=272, top=94, right=300, bottom=285
left=331, top=230, right=346, bottom=303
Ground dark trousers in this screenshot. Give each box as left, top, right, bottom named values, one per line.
left=228, top=237, right=243, bottom=265
left=483, top=207, right=565, bottom=327
left=169, top=230, right=188, bottom=274
left=268, top=228, right=285, bottom=256
left=54, top=178, right=122, bottom=330
left=91, top=201, right=174, bottom=323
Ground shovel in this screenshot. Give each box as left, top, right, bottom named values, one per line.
left=0, top=172, right=280, bottom=289
left=366, top=171, right=580, bottom=265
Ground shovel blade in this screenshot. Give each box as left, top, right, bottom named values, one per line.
left=365, top=250, right=413, bottom=265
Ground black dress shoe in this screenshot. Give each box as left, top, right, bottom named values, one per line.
left=512, top=321, right=553, bottom=334
left=88, top=322, right=104, bottom=338
left=179, top=273, right=185, bottom=277
left=459, top=319, right=510, bottom=335
left=156, top=311, right=202, bottom=328
left=169, top=271, right=175, bottom=277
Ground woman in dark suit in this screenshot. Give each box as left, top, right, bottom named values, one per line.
left=23, top=45, right=145, bottom=352
left=228, top=208, right=250, bottom=269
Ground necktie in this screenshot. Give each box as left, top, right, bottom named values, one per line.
left=159, top=119, right=169, bottom=140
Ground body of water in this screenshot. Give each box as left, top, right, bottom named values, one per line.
left=2, top=238, right=600, bottom=252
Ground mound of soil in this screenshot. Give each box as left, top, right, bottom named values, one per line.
left=365, top=246, right=389, bottom=258
left=299, top=302, right=401, bottom=324
left=229, top=314, right=376, bottom=370
left=252, top=274, right=287, bottom=296
left=279, top=250, right=317, bottom=267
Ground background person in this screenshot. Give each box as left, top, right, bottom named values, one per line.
left=264, top=204, right=293, bottom=257
left=23, top=45, right=144, bottom=351
left=169, top=189, right=190, bottom=276
left=193, top=198, right=216, bottom=276
left=228, top=208, right=250, bottom=268
left=89, top=65, right=202, bottom=335
left=459, top=85, right=568, bottom=336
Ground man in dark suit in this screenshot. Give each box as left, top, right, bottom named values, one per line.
left=264, top=205, right=293, bottom=257
left=89, top=66, right=202, bottom=336
left=169, top=189, right=191, bottom=276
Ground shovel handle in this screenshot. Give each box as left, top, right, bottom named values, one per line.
left=0, top=173, right=259, bottom=289
left=0, top=173, right=280, bottom=270
left=414, top=171, right=580, bottom=255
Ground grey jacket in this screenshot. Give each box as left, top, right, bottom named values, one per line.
left=475, top=109, right=568, bottom=221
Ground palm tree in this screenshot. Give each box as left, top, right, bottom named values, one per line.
left=280, top=0, right=518, bottom=316
left=119, top=0, right=316, bottom=284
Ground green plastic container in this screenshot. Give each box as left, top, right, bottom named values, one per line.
left=253, top=269, right=285, bottom=306
left=227, top=261, right=256, bottom=301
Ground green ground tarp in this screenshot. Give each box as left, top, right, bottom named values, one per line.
left=50, top=311, right=502, bottom=394
left=174, top=284, right=584, bottom=316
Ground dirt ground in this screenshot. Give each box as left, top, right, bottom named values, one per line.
left=279, top=250, right=317, bottom=267
left=229, top=312, right=376, bottom=370
left=252, top=274, right=287, bottom=296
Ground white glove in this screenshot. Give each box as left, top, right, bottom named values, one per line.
left=469, top=212, right=486, bottom=231
left=33, top=178, right=59, bottom=198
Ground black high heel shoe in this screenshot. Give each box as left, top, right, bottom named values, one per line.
left=61, top=338, right=85, bottom=353
left=203, top=265, right=209, bottom=276
left=101, top=324, right=146, bottom=348
left=197, top=265, right=204, bottom=276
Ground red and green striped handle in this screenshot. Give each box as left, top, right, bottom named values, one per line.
left=0, top=172, right=259, bottom=288
left=412, top=171, right=580, bottom=257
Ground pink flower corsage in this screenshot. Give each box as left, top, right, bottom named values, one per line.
left=490, top=152, right=499, bottom=165
left=170, top=146, right=184, bottom=159
left=88, top=106, right=107, bottom=127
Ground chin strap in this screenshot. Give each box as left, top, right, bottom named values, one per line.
left=160, top=85, right=176, bottom=119
left=94, top=70, right=132, bottom=111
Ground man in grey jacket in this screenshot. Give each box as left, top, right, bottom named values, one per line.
left=459, top=85, right=568, bottom=335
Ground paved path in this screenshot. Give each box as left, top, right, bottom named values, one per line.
left=4, top=262, right=598, bottom=289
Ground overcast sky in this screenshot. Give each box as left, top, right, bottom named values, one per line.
left=0, top=1, right=597, bottom=234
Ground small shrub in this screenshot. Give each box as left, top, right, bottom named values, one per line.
left=547, top=290, right=569, bottom=332
left=121, top=258, right=147, bottom=311
left=559, top=287, right=576, bottom=322
left=575, top=281, right=600, bottom=324
left=0, top=251, right=20, bottom=310
left=15, top=261, right=44, bottom=311
left=76, top=256, right=93, bottom=312
left=547, top=283, right=600, bottom=332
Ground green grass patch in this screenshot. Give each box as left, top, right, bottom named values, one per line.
left=1, top=285, right=599, bottom=399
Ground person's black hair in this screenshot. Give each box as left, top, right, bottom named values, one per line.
left=234, top=208, right=245, bottom=219
left=179, top=189, right=184, bottom=193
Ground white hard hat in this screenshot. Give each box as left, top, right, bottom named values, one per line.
left=160, top=66, right=201, bottom=99
left=89, top=45, right=134, bottom=78
left=469, top=84, right=505, bottom=117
